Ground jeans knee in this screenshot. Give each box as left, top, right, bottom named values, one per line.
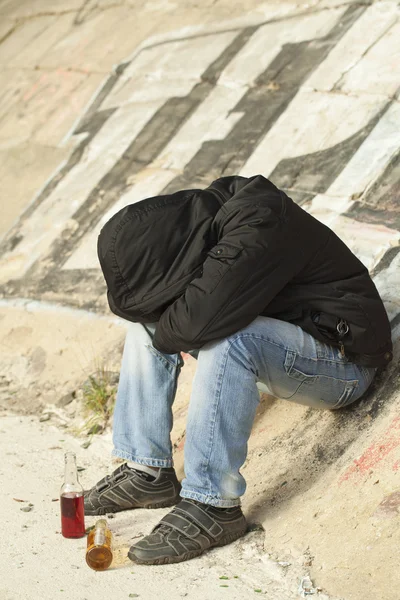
left=200, top=333, right=258, bottom=376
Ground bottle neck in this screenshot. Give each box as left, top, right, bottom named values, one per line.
left=63, top=452, right=79, bottom=487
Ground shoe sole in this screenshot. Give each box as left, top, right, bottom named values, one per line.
left=127, top=528, right=247, bottom=565
left=85, top=497, right=180, bottom=516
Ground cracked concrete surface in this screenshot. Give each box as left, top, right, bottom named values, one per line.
left=0, top=1, right=399, bottom=599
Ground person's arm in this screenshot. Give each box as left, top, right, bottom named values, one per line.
left=152, top=176, right=298, bottom=354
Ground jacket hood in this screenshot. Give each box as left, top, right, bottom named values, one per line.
left=97, top=188, right=222, bottom=322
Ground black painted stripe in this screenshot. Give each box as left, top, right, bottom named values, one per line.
left=391, top=313, right=400, bottom=331
left=161, top=5, right=366, bottom=193
left=269, top=102, right=391, bottom=200
left=345, top=148, right=400, bottom=230
left=1, top=6, right=376, bottom=309
left=20, top=27, right=259, bottom=285
left=371, top=246, right=400, bottom=278
left=0, top=107, right=117, bottom=255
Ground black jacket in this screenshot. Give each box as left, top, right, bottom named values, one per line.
left=98, top=175, right=392, bottom=367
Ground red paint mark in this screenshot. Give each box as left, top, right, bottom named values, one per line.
left=392, top=460, right=400, bottom=472
left=339, top=416, right=400, bottom=484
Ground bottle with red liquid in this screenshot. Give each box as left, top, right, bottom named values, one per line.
left=60, top=451, right=85, bottom=538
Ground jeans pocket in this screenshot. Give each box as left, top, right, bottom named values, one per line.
left=334, top=379, right=359, bottom=408
left=283, top=350, right=318, bottom=398
left=284, top=350, right=359, bottom=408
left=284, top=350, right=318, bottom=383
left=146, top=344, right=181, bottom=371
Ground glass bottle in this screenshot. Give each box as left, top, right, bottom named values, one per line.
left=86, top=519, right=113, bottom=571
left=60, top=451, right=85, bottom=538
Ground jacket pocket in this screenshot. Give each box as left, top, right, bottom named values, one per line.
left=202, top=242, right=242, bottom=293
left=208, top=242, right=242, bottom=261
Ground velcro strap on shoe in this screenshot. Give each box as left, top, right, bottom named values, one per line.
left=96, top=465, right=129, bottom=492
left=96, top=477, right=111, bottom=493
left=159, top=512, right=200, bottom=539
left=175, top=500, right=223, bottom=539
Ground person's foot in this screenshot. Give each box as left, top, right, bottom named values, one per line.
left=84, top=463, right=181, bottom=516
left=128, top=498, right=247, bottom=565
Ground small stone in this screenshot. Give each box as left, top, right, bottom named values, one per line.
left=39, top=414, right=51, bottom=422
left=87, top=423, right=103, bottom=435
left=20, top=506, right=33, bottom=512
left=57, top=392, right=75, bottom=407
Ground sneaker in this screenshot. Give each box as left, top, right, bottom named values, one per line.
left=84, top=463, right=181, bottom=516
left=128, top=498, right=247, bottom=564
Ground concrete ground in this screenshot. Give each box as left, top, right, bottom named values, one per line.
left=0, top=0, right=399, bottom=599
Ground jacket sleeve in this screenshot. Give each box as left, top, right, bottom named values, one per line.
left=152, top=176, right=298, bottom=354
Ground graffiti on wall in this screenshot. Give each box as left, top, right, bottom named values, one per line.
left=1, top=2, right=399, bottom=330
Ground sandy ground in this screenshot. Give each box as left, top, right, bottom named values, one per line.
left=1, top=1, right=399, bottom=599
left=0, top=413, right=334, bottom=600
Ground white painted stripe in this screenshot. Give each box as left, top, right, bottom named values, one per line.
left=118, top=3, right=308, bottom=66
left=240, top=90, right=387, bottom=179
left=339, top=19, right=400, bottom=97
left=307, top=211, right=399, bottom=271
left=63, top=169, right=178, bottom=269
left=155, top=85, right=245, bottom=171
left=373, top=252, right=400, bottom=322
left=158, top=9, right=349, bottom=171
left=219, top=7, right=347, bottom=89
left=0, top=33, right=240, bottom=283
left=0, top=101, right=165, bottom=284
left=325, top=101, right=400, bottom=199
left=65, top=8, right=346, bottom=271
left=306, top=3, right=399, bottom=93
left=306, top=102, right=400, bottom=270
left=155, top=5, right=349, bottom=172
left=101, top=32, right=238, bottom=109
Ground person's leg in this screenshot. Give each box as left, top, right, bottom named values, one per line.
left=112, top=322, right=183, bottom=467
left=181, top=316, right=376, bottom=507
left=129, top=315, right=376, bottom=564
left=84, top=323, right=183, bottom=515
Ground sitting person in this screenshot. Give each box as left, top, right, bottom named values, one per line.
left=84, top=175, right=392, bottom=565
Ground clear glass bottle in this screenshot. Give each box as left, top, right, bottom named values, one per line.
left=60, top=451, right=85, bottom=538
left=86, top=519, right=113, bottom=570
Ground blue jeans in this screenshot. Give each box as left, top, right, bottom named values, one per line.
left=112, top=316, right=376, bottom=507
